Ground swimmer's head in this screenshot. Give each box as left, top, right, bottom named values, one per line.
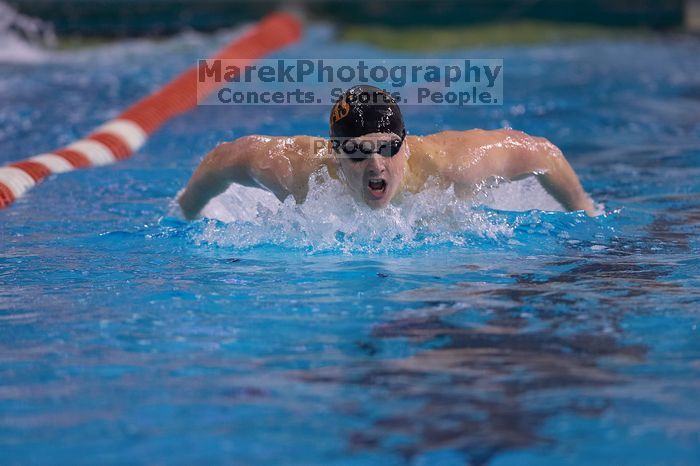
left=329, top=85, right=408, bottom=209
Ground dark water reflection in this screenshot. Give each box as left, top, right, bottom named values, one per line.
left=298, top=223, right=697, bottom=463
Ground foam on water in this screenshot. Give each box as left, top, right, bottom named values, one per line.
left=0, top=1, right=54, bottom=63
left=193, top=169, right=579, bottom=253
left=0, top=0, right=251, bottom=66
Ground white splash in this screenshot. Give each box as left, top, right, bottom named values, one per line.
left=476, top=175, right=565, bottom=212
left=0, top=1, right=54, bottom=63
left=194, top=169, right=570, bottom=253
left=0, top=1, right=250, bottom=65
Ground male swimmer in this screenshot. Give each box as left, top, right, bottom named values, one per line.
left=178, top=85, right=595, bottom=219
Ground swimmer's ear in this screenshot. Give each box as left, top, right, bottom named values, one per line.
left=401, top=137, right=411, bottom=158
left=324, top=140, right=340, bottom=179
left=326, top=140, right=340, bottom=165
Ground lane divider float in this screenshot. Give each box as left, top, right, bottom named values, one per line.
left=0, top=12, right=302, bottom=209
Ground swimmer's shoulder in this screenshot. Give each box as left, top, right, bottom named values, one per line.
left=405, top=129, right=515, bottom=186
left=230, top=134, right=322, bottom=154
left=408, top=128, right=528, bottom=160
left=217, top=135, right=331, bottom=187
left=287, top=135, right=333, bottom=174
left=227, top=134, right=328, bottom=165
left=412, top=128, right=500, bottom=146
left=406, top=130, right=486, bottom=166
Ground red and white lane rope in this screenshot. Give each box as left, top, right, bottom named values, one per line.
left=0, top=12, right=302, bottom=209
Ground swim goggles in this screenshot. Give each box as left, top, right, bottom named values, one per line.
left=332, top=131, right=405, bottom=162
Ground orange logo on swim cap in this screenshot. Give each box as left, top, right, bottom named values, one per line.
left=330, top=96, right=351, bottom=125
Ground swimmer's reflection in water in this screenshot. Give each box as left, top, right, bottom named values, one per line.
left=178, top=85, right=596, bottom=219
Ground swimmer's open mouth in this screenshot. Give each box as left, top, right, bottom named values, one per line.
left=367, top=178, right=387, bottom=199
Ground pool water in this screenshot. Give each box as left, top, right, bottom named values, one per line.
left=2, top=17, right=700, bottom=466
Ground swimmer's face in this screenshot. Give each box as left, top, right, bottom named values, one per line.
left=333, top=132, right=408, bottom=209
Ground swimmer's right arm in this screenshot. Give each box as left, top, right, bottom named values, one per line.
left=178, top=136, right=316, bottom=220
left=178, top=140, right=252, bottom=220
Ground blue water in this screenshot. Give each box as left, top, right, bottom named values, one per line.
left=2, top=20, right=700, bottom=465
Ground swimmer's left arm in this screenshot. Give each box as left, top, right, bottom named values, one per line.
left=465, top=130, right=596, bottom=216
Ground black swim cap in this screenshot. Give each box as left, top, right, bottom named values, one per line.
left=329, top=85, right=405, bottom=139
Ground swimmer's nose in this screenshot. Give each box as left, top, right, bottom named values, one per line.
left=366, top=154, right=385, bottom=176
